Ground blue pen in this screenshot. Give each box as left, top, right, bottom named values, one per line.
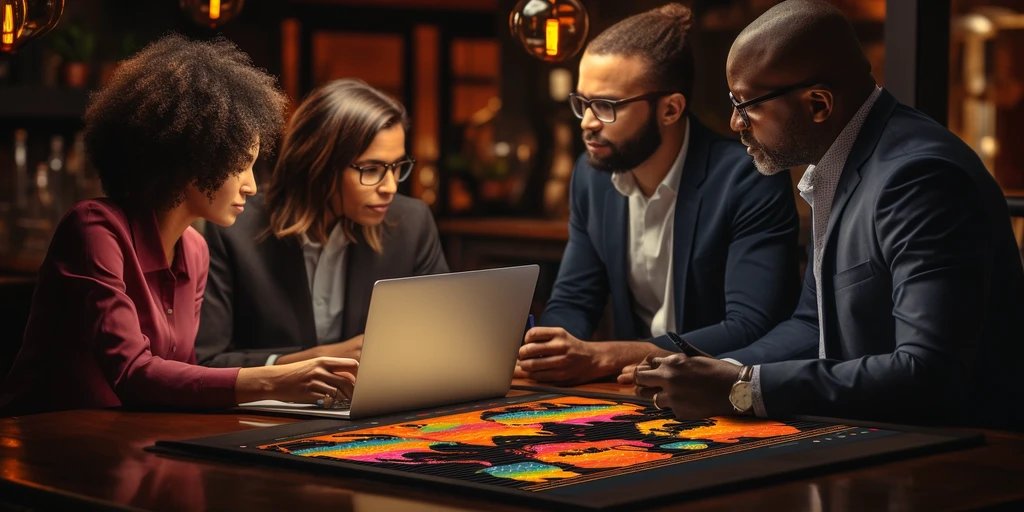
left=528, top=313, right=535, bottom=330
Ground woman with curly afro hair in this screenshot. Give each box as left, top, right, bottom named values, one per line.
left=0, top=34, right=358, bottom=416
left=195, top=78, right=449, bottom=369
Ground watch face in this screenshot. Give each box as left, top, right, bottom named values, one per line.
left=729, top=381, right=752, bottom=412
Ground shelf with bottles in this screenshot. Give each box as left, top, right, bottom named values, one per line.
left=0, top=128, right=102, bottom=273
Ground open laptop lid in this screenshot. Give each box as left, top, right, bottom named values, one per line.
left=345, top=264, right=539, bottom=419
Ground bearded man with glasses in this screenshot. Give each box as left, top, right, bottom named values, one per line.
left=632, top=0, right=1023, bottom=430
left=516, top=3, right=802, bottom=386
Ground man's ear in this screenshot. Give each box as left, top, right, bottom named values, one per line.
left=808, top=89, right=833, bottom=123
left=661, top=93, right=687, bottom=125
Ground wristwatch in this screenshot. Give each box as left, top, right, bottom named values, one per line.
left=728, top=365, right=754, bottom=414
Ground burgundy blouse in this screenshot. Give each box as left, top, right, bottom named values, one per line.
left=0, top=199, right=239, bottom=415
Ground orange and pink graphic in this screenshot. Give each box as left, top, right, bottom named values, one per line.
left=636, top=416, right=800, bottom=443
left=259, top=396, right=813, bottom=486
left=278, top=436, right=486, bottom=465
left=523, top=439, right=672, bottom=468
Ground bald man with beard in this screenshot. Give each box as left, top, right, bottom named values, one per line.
left=632, top=0, right=1024, bottom=430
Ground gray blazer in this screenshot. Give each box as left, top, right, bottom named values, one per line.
left=196, top=193, right=449, bottom=368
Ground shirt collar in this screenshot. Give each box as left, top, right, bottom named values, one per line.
left=299, top=221, right=351, bottom=251
left=611, top=117, right=691, bottom=198
left=801, top=86, right=883, bottom=187
left=129, top=209, right=188, bottom=276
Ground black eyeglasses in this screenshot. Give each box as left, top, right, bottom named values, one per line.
left=349, top=158, right=416, bottom=186
left=568, top=91, right=675, bottom=123
left=729, top=81, right=819, bottom=128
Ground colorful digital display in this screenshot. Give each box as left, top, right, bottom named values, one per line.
left=257, top=395, right=866, bottom=491
left=160, top=392, right=978, bottom=509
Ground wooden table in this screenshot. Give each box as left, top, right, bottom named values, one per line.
left=2, top=382, right=1022, bottom=511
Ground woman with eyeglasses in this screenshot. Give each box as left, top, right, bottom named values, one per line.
left=195, top=78, right=449, bottom=370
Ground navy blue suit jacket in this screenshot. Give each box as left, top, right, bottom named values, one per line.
left=540, top=117, right=801, bottom=355
left=720, top=90, right=1024, bottom=430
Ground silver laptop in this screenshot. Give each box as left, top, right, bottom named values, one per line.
left=239, top=264, right=539, bottom=419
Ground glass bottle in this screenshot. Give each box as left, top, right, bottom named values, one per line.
left=48, top=134, right=65, bottom=219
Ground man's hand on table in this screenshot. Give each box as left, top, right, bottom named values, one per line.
left=633, top=353, right=742, bottom=418
left=515, top=326, right=673, bottom=386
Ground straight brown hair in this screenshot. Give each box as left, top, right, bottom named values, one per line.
left=265, top=78, right=408, bottom=252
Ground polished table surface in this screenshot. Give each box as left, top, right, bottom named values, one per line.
left=2, top=381, right=1023, bottom=511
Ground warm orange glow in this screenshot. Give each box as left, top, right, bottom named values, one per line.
left=209, top=0, right=220, bottom=20
left=2, top=4, right=15, bottom=46
left=545, top=18, right=558, bottom=56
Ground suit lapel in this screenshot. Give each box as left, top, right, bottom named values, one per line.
left=343, top=240, right=375, bottom=340
left=672, top=118, right=709, bottom=332
left=604, top=188, right=634, bottom=338
left=822, top=91, right=898, bottom=259
left=819, top=90, right=898, bottom=355
left=276, top=237, right=318, bottom=348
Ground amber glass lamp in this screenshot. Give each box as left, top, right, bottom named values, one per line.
left=180, top=0, right=245, bottom=29
left=0, top=0, right=64, bottom=54
left=509, top=0, right=588, bottom=63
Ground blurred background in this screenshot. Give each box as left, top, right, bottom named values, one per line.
left=1, top=0, right=1022, bottom=351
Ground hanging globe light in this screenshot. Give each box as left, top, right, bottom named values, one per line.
left=180, top=0, right=245, bottom=29
left=509, top=0, right=588, bottom=63
left=0, top=0, right=64, bottom=55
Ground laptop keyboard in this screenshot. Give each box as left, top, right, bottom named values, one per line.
left=326, top=399, right=352, bottom=410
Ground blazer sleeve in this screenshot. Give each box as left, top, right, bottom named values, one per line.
left=757, top=160, right=992, bottom=423
left=413, top=200, right=450, bottom=275
left=196, top=224, right=301, bottom=368
left=73, top=207, right=239, bottom=407
left=669, top=166, right=801, bottom=355
left=538, top=159, right=610, bottom=340
left=717, top=241, right=820, bottom=364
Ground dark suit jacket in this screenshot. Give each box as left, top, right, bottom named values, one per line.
left=540, top=117, right=801, bottom=355
left=196, top=194, right=449, bottom=368
left=720, top=90, right=1024, bottom=430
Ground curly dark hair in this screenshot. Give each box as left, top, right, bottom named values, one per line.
left=84, top=33, right=287, bottom=211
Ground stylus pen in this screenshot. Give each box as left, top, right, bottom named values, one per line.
left=527, top=314, right=535, bottom=330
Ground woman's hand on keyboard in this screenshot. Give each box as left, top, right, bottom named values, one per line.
left=236, top=356, right=358, bottom=405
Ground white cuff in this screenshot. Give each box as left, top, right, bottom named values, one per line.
left=751, top=365, right=767, bottom=418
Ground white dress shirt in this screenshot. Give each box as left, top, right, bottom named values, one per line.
left=610, top=118, right=690, bottom=338
left=265, top=222, right=350, bottom=365
left=750, top=86, right=883, bottom=417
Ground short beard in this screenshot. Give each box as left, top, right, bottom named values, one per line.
left=584, top=111, right=662, bottom=173
left=741, top=117, right=820, bottom=176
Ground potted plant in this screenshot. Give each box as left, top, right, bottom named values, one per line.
left=98, top=34, right=136, bottom=87
left=49, top=21, right=96, bottom=88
